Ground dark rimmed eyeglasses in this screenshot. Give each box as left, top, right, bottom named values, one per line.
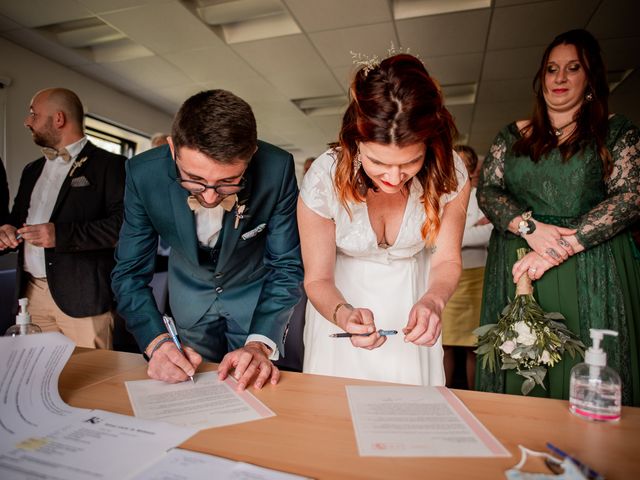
left=174, top=156, right=246, bottom=195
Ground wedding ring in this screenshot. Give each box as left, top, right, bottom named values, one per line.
left=557, top=238, right=570, bottom=248
left=546, top=248, right=561, bottom=260
left=528, top=267, right=537, bottom=273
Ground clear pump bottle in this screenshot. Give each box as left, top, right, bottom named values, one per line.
left=4, top=298, right=42, bottom=336
left=569, top=329, right=621, bottom=422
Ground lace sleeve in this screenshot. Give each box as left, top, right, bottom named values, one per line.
left=476, top=128, right=525, bottom=233
left=575, top=122, right=640, bottom=249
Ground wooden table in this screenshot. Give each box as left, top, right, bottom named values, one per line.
left=59, top=349, right=640, bottom=479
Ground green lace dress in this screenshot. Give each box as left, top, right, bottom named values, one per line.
left=476, top=114, right=640, bottom=406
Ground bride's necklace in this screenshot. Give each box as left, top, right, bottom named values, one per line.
left=550, top=119, right=576, bottom=137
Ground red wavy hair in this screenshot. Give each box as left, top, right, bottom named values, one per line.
left=334, top=54, right=459, bottom=245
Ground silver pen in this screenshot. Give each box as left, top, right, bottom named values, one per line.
left=162, top=314, right=195, bottom=383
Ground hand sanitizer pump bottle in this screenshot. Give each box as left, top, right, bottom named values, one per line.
left=569, top=329, right=621, bottom=422
left=4, top=298, right=42, bottom=336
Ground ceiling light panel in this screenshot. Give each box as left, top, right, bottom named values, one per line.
left=394, top=0, right=490, bottom=20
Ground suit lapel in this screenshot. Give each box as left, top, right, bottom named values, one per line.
left=216, top=169, right=254, bottom=272
left=50, top=142, right=94, bottom=220
left=167, top=158, right=199, bottom=265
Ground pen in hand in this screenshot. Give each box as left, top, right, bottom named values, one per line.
left=546, top=442, right=603, bottom=480
left=329, top=329, right=398, bottom=338
left=162, top=314, right=195, bottom=384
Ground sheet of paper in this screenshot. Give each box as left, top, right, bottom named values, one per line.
left=0, top=333, right=88, bottom=454
left=125, top=371, right=274, bottom=429
left=346, top=386, right=510, bottom=457
left=132, top=448, right=311, bottom=480
left=0, top=409, right=197, bottom=480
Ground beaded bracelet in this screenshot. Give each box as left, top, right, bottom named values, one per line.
left=144, top=335, right=172, bottom=361
left=332, top=302, right=353, bottom=325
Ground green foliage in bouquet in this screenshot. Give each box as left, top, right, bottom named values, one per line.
left=474, top=248, right=586, bottom=395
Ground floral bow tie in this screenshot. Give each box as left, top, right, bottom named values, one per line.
left=187, top=194, right=237, bottom=212
left=41, top=147, right=71, bottom=162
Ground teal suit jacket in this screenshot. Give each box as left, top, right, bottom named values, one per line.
left=111, top=142, right=303, bottom=358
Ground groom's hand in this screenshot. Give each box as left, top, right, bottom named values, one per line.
left=218, top=342, right=280, bottom=391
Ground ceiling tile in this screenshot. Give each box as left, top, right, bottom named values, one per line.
left=477, top=78, right=534, bottom=104
left=447, top=104, right=473, bottom=135
left=100, top=2, right=225, bottom=54
left=2, top=28, right=93, bottom=67
left=77, top=0, right=168, bottom=15
left=396, top=9, right=491, bottom=57
left=587, top=0, right=640, bottom=39
left=102, top=56, right=193, bottom=89
left=424, top=53, right=483, bottom=85
left=488, top=0, right=600, bottom=50
left=284, top=0, right=391, bottom=33
left=472, top=101, right=530, bottom=132
left=310, top=22, right=398, bottom=68
left=233, top=34, right=343, bottom=98
left=164, top=47, right=256, bottom=84
left=310, top=115, right=342, bottom=143
left=481, top=45, right=542, bottom=81
left=0, top=0, right=93, bottom=28
left=600, top=37, right=640, bottom=71
left=0, top=14, right=21, bottom=32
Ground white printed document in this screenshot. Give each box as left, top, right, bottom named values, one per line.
left=0, top=410, right=197, bottom=480
left=346, top=386, right=510, bottom=457
left=0, top=333, right=87, bottom=454
left=125, top=371, right=274, bottom=429
left=132, top=448, right=311, bottom=480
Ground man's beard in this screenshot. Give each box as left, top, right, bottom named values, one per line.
left=30, top=118, right=59, bottom=148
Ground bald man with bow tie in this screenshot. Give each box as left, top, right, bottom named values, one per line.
left=0, top=88, right=126, bottom=348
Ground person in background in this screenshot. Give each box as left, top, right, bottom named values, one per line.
left=303, top=157, right=315, bottom=175
left=477, top=29, right=640, bottom=405
left=0, top=159, right=8, bottom=225
left=441, top=145, right=492, bottom=389
left=298, top=54, right=470, bottom=385
left=150, top=132, right=169, bottom=148
left=0, top=88, right=126, bottom=348
left=112, top=90, right=303, bottom=390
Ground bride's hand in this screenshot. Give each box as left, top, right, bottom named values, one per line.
left=344, top=308, right=386, bottom=350
left=404, top=297, right=442, bottom=346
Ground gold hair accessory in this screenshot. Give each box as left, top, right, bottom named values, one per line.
left=350, top=42, right=423, bottom=77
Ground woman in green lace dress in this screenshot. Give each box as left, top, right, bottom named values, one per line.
left=477, top=29, right=640, bottom=406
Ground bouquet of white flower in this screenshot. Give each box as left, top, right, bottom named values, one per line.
left=474, top=248, right=585, bottom=395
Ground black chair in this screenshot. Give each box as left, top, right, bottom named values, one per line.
left=274, top=291, right=307, bottom=372
left=0, top=267, right=16, bottom=334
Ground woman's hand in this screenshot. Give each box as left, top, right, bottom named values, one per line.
left=523, top=220, right=576, bottom=265
left=512, top=251, right=555, bottom=283
left=337, top=306, right=386, bottom=350
left=403, top=296, right=443, bottom=346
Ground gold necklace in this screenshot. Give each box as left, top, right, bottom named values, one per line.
left=550, top=119, right=576, bottom=137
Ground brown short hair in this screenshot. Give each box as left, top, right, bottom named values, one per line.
left=335, top=54, right=459, bottom=245
left=171, top=90, right=257, bottom=162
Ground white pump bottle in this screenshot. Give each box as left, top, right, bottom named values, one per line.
left=4, top=298, right=42, bottom=336
left=569, top=329, right=621, bottom=422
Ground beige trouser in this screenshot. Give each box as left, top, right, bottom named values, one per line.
left=24, top=276, right=113, bottom=349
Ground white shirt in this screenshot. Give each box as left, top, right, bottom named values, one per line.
left=192, top=198, right=279, bottom=360
left=24, top=137, right=88, bottom=278
left=461, top=187, right=493, bottom=269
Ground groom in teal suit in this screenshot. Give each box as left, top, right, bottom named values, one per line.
left=112, top=90, right=303, bottom=390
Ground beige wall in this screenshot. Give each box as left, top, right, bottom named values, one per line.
left=0, top=37, right=173, bottom=205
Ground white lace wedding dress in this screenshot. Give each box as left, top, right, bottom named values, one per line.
left=300, top=149, right=467, bottom=385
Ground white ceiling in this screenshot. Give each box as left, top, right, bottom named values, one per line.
left=0, top=0, right=638, bottom=162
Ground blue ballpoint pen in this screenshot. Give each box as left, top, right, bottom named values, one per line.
left=329, top=329, right=398, bottom=338
left=546, top=442, right=604, bottom=480
left=162, top=314, right=195, bottom=383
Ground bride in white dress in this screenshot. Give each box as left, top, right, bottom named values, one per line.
left=298, top=54, right=470, bottom=385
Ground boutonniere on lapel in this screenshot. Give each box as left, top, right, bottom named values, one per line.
left=234, top=203, right=247, bottom=230
left=68, top=156, right=88, bottom=177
